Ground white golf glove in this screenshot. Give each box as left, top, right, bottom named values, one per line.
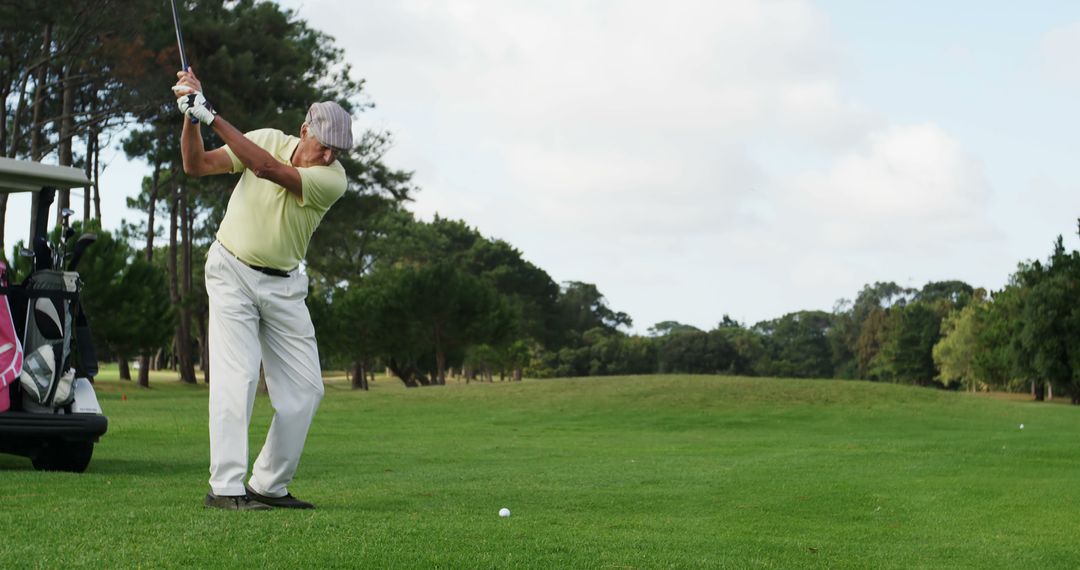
left=176, top=91, right=217, bottom=125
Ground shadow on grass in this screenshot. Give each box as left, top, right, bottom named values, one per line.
left=87, top=457, right=204, bottom=474
left=0, top=456, right=33, bottom=470
left=0, top=456, right=204, bottom=474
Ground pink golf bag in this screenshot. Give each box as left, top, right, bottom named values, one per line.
left=0, top=261, right=24, bottom=412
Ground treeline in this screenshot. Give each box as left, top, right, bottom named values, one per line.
left=559, top=234, right=1080, bottom=406
left=308, top=205, right=1080, bottom=407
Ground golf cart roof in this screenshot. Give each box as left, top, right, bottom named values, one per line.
left=0, top=157, right=90, bottom=194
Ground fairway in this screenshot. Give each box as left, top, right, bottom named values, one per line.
left=1, top=373, right=1078, bottom=569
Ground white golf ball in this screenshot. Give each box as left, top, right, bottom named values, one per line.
left=498, top=507, right=511, bottom=518
left=1019, top=424, right=1024, bottom=430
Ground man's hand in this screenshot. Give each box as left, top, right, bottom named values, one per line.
left=172, top=68, right=203, bottom=96
left=177, top=91, right=217, bottom=125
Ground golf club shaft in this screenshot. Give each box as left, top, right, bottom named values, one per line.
left=169, top=0, right=199, bottom=124
left=170, top=0, right=188, bottom=71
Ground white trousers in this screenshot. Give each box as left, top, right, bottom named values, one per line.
left=204, top=241, right=324, bottom=497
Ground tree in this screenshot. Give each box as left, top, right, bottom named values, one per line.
left=856, top=308, right=890, bottom=380
left=833, top=282, right=916, bottom=380
left=918, top=280, right=974, bottom=307
left=1011, top=232, right=1080, bottom=403
left=648, top=321, right=703, bottom=337
left=974, top=287, right=1022, bottom=390
left=876, top=301, right=946, bottom=386
left=716, top=326, right=768, bottom=376
left=554, top=281, right=631, bottom=347
left=754, top=311, right=833, bottom=378
left=933, top=300, right=982, bottom=391
left=933, top=290, right=1006, bottom=391
left=351, top=262, right=512, bottom=387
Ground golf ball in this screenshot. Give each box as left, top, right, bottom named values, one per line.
left=1019, top=424, right=1024, bottom=430
left=498, top=508, right=511, bottom=518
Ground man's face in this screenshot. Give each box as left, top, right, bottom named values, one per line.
left=296, top=123, right=336, bottom=167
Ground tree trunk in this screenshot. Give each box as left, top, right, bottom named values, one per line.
left=514, top=368, right=522, bottom=381
left=168, top=182, right=196, bottom=384
left=92, top=139, right=102, bottom=220
left=145, top=162, right=161, bottom=260
left=137, top=355, right=150, bottom=388
left=388, top=359, right=419, bottom=388
left=56, top=62, right=75, bottom=216
left=0, top=71, right=8, bottom=157
left=0, top=61, right=18, bottom=250
left=433, top=324, right=446, bottom=385
left=8, top=61, right=31, bottom=159
left=351, top=361, right=368, bottom=390
left=83, top=127, right=94, bottom=220
left=117, top=354, right=131, bottom=381
left=182, top=195, right=193, bottom=295
left=1033, top=380, right=1045, bottom=402
left=84, top=124, right=97, bottom=222
left=0, top=193, right=8, bottom=256
left=28, top=23, right=50, bottom=162
left=28, top=23, right=52, bottom=246
left=178, top=188, right=196, bottom=384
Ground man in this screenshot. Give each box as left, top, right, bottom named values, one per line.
left=173, top=69, right=349, bottom=510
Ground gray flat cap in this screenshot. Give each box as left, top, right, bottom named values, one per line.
left=306, top=101, right=353, bottom=152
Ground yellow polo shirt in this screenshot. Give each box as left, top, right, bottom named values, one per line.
left=217, top=128, right=346, bottom=270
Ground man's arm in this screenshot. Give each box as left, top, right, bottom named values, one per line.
left=174, top=68, right=302, bottom=197
left=208, top=117, right=303, bottom=199
left=180, top=118, right=233, bottom=177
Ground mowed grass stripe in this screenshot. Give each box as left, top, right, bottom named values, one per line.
left=1, top=373, right=1077, bottom=568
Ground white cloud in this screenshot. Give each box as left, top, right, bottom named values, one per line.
left=1039, top=20, right=1080, bottom=87
left=783, top=124, right=995, bottom=253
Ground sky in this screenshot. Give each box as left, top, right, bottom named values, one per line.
left=14, top=0, right=1080, bottom=333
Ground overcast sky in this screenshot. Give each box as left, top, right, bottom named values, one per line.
left=15, top=0, right=1080, bottom=332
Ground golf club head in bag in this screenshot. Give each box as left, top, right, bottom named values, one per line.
left=33, top=236, right=51, bottom=272
left=67, top=234, right=97, bottom=272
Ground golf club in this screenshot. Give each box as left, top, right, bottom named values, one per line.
left=33, top=236, right=50, bottom=272
left=56, top=208, right=75, bottom=270
left=169, top=0, right=199, bottom=124
left=67, top=234, right=98, bottom=272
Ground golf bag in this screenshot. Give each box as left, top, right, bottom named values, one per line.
left=0, top=263, right=22, bottom=412
left=6, top=269, right=95, bottom=410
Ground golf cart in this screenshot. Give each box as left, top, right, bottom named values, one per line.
left=0, top=156, right=106, bottom=472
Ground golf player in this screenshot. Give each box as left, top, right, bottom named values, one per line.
left=173, top=69, right=349, bottom=510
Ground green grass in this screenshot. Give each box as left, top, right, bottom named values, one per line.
left=2, top=369, right=1079, bottom=568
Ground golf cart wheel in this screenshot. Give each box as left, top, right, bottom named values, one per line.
left=31, top=440, right=95, bottom=473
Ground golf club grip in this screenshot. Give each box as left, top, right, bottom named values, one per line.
left=185, top=67, right=198, bottom=125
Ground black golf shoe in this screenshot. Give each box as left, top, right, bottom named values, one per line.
left=245, top=485, right=315, bottom=509
left=204, top=492, right=273, bottom=511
